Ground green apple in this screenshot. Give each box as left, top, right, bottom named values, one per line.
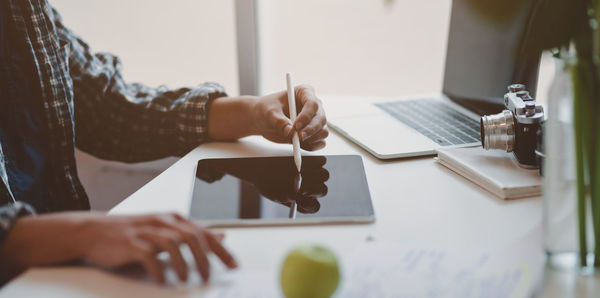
left=280, top=244, right=341, bottom=298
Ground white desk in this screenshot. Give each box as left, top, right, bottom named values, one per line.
left=1, top=120, right=599, bottom=297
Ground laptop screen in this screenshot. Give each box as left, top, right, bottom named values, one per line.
left=442, top=0, right=538, bottom=114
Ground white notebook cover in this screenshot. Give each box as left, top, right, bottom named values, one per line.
left=435, top=147, right=542, bottom=200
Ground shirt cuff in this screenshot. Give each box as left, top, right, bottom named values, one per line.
left=0, top=202, right=36, bottom=244
left=176, top=82, right=227, bottom=151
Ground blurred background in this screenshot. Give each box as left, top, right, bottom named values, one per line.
left=51, top=0, right=554, bottom=210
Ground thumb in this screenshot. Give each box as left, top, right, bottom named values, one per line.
left=269, top=110, right=293, bottom=137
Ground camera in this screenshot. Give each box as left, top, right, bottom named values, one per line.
left=480, top=84, right=544, bottom=168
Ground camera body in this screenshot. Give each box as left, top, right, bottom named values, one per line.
left=480, top=84, right=544, bottom=168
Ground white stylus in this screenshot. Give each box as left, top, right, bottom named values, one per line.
left=286, top=73, right=302, bottom=172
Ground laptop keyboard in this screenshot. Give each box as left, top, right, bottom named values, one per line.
left=374, top=99, right=481, bottom=146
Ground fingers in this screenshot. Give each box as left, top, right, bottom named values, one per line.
left=293, top=86, right=327, bottom=141
left=256, top=85, right=327, bottom=147
left=213, top=232, right=226, bottom=242
left=294, top=100, right=319, bottom=133
left=294, top=86, right=319, bottom=131
left=132, top=241, right=166, bottom=285
left=203, top=231, right=238, bottom=269
left=262, top=109, right=293, bottom=144
left=149, top=214, right=237, bottom=282
left=153, top=217, right=212, bottom=281
left=299, top=110, right=327, bottom=141
left=303, top=127, right=329, bottom=144
left=268, top=109, right=293, bottom=138
left=138, top=229, right=188, bottom=282
left=82, top=213, right=237, bottom=287
left=301, top=128, right=329, bottom=150
left=176, top=218, right=238, bottom=270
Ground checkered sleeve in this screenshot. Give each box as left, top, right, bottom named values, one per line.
left=0, top=202, right=36, bottom=244
left=51, top=8, right=227, bottom=162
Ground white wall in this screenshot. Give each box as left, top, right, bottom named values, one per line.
left=257, top=0, right=553, bottom=99
left=51, top=0, right=239, bottom=92
left=258, top=0, right=452, bottom=96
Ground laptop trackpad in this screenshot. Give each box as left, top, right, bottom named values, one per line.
left=331, top=114, right=437, bottom=158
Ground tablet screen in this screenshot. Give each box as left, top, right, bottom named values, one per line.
left=190, top=155, right=374, bottom=225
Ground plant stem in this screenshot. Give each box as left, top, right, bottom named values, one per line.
left=572, top=61, right=589, bottom=266
left=590, top=0, right=600, bottom=267
left=592, top=113, right=600, bottom=267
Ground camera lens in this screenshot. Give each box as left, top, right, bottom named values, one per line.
left=480, top=110, right=515, bottom=152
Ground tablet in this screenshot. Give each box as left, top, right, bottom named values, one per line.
left=190, top=155, right=375, bottom=227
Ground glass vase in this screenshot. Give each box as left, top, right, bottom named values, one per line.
left=543, top=57, right=597, bottom=273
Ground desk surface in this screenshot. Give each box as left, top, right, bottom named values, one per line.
left=1, top=103, right=599, bottom=297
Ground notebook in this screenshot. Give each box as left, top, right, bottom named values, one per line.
left=435, top=147, right=542, bottom=200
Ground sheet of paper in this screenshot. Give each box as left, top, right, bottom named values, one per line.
left=203, top=238, right=542, bottom=298
left=337, top=242, right=538, bottom=298
left=201, top=270, right=279, bottom=298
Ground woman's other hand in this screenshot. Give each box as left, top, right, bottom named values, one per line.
left=0, top=212, right=237, bottom=285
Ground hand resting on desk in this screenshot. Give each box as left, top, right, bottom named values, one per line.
left=0, top=212, right=237, bottom=285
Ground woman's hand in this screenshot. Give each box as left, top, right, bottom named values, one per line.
left=252, top=85, right=329, bottom=151
left=0, top=212, right=237, bottom=285
left=207, top=85, right=329, bottom=151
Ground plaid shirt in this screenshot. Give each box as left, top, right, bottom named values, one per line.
left=0, top=0, right=227, bottom=237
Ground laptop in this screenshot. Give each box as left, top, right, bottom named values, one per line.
left=326, top=0, right=539, bottom=159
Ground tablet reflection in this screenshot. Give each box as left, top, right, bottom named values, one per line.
left=196, top=156, right=329, bottom=216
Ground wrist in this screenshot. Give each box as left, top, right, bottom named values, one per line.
left=68, top=215, right=94, bottom=260
left=0, top=216, right=38, bottom=274
left=208, top=96, right=260, bottom=140
left=1, top=214, right=88, bottom=271
left=244, top=96, right=261, bottom=136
